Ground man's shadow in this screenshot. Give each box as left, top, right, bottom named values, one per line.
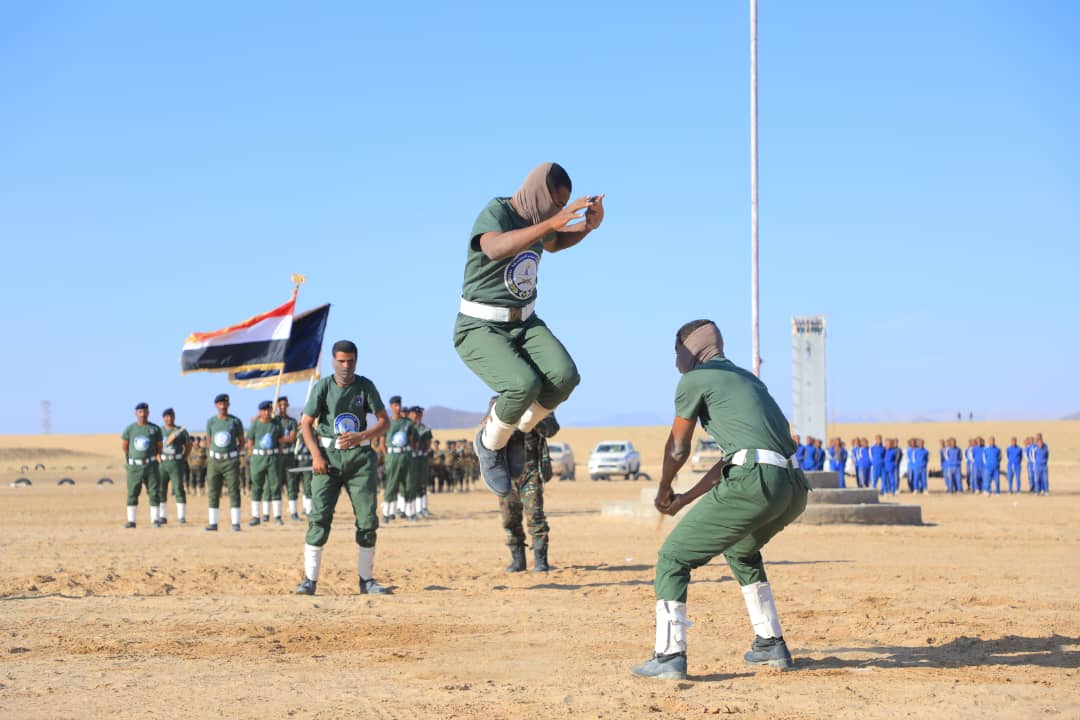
left=803, top=634, right=1080, bottom=670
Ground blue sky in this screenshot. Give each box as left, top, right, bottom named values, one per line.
left=1, top=1, right=1077, bottom=434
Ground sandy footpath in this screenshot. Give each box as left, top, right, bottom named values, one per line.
left=0, top=446, right=1077, bottom=719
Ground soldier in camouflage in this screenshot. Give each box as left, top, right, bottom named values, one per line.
left=500, top=414, right=559, bottom=573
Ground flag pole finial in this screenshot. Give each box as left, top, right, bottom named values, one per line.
left=291, top=273, right=306, bottom=285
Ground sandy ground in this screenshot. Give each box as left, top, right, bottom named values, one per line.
left=1, top=426, right=1078, bottom=720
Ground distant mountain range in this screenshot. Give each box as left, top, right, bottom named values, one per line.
left=1064, top=411, right=1080, bottom=421
left=423, top=405, right=485, bottom=429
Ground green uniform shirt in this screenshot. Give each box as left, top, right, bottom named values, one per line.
left=385, top=417, right=414, bottom=452
left=674, top=358, right=796, bottom=459
left=303, top=375, right=385, bottom=439
left=461, top=197, right=554, bottom=308
left=206, top=414, right=245, bottom=454
left=160, top=425, right=189, bottom=462
left=415, top=423, right=432, bottom=453
left=247, top=418, right=283, bottom=453
left=274, top=414, right=299, bottom=453
left=122, top=422, right=162, bottom=461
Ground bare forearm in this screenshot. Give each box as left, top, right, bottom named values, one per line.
left=659, top=433, right=690, bottom=488
left=679, top=461, right=726, bottom=505
left=480, top=223, right=554, bottom=261
left=546, top=227, right=590, bottom=252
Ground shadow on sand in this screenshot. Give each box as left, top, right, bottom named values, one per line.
left=803, top=634, right=1080, bottom=670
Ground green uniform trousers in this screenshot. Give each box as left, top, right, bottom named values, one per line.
left=296, top=453, right=313, bottom=499
left=306, top=446, right=379, bottom=548
left=281, top=452, right=299, bottom=500
left=206, top=458, right=241, bottom=510
left=125, top=462, right=161, bottom=506
left=405, top=454, right=425, bottom=502
left=159, top=460, right=187, bottom=504
left=417, top=455, right=430, bottom=497
left=655, top=462, right=809, bottom=603
left=249, top=456, right=281, bottom=503
left=383, top=452, right=408, bottom=504
left=454, top=315, right=580, bottom=425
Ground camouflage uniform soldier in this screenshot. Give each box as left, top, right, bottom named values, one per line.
left=238, top=449, right=250, bottom=495
left=500, top=415, right=559, bottom=572
left=121, top=402, right=163, bottom=528
left=188, top=437, right=208, bottom=495
left=205, top=393, right=245, bottom=532
left=275, top=396, right=301, bottom=521
left=246, top=400, right=284, bottom=526
left=431, top=440, right=447, bottom=493
left=159, top=408, right=191, bottom=525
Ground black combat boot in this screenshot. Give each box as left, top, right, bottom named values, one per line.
left=743, top=635, right=793, bottom=669
left=506, top=543, right=526, bottom=573
left=532, top=538, right=550, bottom=572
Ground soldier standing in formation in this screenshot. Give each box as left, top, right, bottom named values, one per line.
left=159, top=408, right=191, bottom=524
left=188, top=436, right=207, bottom=496
left=296, top=430, right=314, bottom=516
left=246, top=400, right=284, bottom=526
left=411, top=406, right=433, bottom=518
left=382, top=396, right=413, bottom=523
left=275, top=396, right=301, bottom=521
left=294, top=340, right=390, bottom=596
left=121, top=402, right=163, bottom=528
left=205, top=393, right=245, bottom=532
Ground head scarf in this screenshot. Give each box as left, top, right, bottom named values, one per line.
left=675, top=322, right=724, bottom=374
left=511, top=162, right=567, bottom=225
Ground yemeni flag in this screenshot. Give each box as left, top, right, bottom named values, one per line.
left=227, top=304, right=331, bottom=388
left=180, top=291, right=297, bottom=374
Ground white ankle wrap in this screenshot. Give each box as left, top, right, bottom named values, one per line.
left=741, top=581, right=783, bottom=639
left=654, top=600, right=691, bottom=655
left=304, top=544, right=323, bottom=582
left=517, top=402, right=553, bottom=433
left=481, top=410, right=516, bottom=451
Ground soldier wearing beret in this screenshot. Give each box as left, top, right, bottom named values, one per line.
left=159, top=408, right=191, bottom=524
left=247, top=400, right=284, bottom=526
left=205, top=393, right=245, bottom=532
left=121, top=402, right=163, bottom=528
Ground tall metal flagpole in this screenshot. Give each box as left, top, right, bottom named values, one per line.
left=271, top=274, right=306, bottom=408
left=750, top=0, right=761, bottom=377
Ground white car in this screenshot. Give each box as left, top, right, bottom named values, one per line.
left=588, top=441, right=642, bottom=481
left=547, top=442, right=576, bottom=480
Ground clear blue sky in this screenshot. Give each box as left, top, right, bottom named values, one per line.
left=1, top=1, right=1077, bottom=434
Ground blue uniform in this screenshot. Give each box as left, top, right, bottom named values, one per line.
left=964, top=446, right=976, bottom=492
left=982, top=445, right=1002, bottom=494
left=827, top=446, right=848, bottom=488
left=910, top=447, right=928, bottom=493
left=854, top=445, right=871, bottom=488
left=943, top=446, right=963, bottom=493
left=1025, top=443, right=1036, bottom=492
left=1006, top=444, right=1023, bottom=493
left=870, top=443, right=886, bottom=491
left=813, top=445, right=825, bottom=471
left=972, top=445, right=985, bottom=493
left=1033, top=444, right=1049, bottom=494
left=884, top=446, right=901, bottom=494
left=795, top=443, right=810, bottom=471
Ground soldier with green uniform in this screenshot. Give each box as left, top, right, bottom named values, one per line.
left=275, top=396, right=301, bottom=521
left=455, top=163, right=604, bottom=496
left=294, top=340, right=391, bottom=596
left=631, top=320, right=810, bottom=681
left=205, top=393, right=245, bottom=532
left=500, top=414, right=560, bottom=572
left=159, top=408, right=191, bottom=525
left=188, top=437, right=207, bottom=496
left=381, top=396, right=413, bottom=523
left=409, top=406, right=433, bottom=519
left=246, top=400, right=284, bottom=526
left=121, top=402, right=163, bottom=528
left=296, top=431, right=314, bottom=516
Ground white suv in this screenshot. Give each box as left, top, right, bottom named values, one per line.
left=547, top=442, right=575, bottom=480
left=588, top=441, right=642, bottom=481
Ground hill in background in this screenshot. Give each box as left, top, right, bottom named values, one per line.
left=1065, top=411, right=1080, bottom=421
left=423, top=406, right=485, bottom=429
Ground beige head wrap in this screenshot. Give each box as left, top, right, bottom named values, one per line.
left=511, top=162, right=567, bottom=226
left=675, top=322, right=724, bottom=374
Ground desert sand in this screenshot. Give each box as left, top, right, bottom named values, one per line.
left=1, top=422, right=1077, bottom=719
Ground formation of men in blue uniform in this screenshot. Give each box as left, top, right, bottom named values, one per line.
left=798, top=433, right=1052, bottom=496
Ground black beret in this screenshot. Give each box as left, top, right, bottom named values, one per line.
left=278, top=396, right=288, bottom=403
left=258, top=400, right=273, bottom=410
left=389, top=396, right=402, bottom=405
left=162, top=408, right=175, bottom=416
left=214, top=393, right=230, bottom=404
left=135, top=402, right=149, bottom=411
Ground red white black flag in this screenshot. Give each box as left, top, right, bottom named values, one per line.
left=180, top=291, right=296, bottom=374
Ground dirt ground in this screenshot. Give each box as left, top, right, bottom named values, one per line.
left=1, top=437, right=1077, bottom=719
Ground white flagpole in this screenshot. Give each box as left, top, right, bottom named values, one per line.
left=750, top=0, right=762, bottom=378
left=271, top=274, right=306, bottom=408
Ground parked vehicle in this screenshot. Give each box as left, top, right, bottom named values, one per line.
left=547, top=442, right=576, bottom=480
left=588, top=441, right=642, bottom=481
left=690, top=438, right=723, bottom=472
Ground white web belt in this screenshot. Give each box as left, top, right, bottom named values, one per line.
left=459, top=297, right=535, bottom=323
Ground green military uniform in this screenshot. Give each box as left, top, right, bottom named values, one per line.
left=303, top=374, right=385, bottom=549
left=500, top=415, right=559, bottom=552
left=246, top=417, right=283, bottom=516
left=655, top=358, right=809, bottom=603
left=206, top=414, right=245, bottom=512
left=159, top=425, right=190, bottom=505
left=383, top=416, right=414, bottom=516
left=296, top=435, right=314, bottom=515
left=275, top=412, right=300, bottom=503
left=415, top=422, right=432, bottom=500
left=454, top=198, right=580, bottom=426
left=122, top=421, right=163, bottom=509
